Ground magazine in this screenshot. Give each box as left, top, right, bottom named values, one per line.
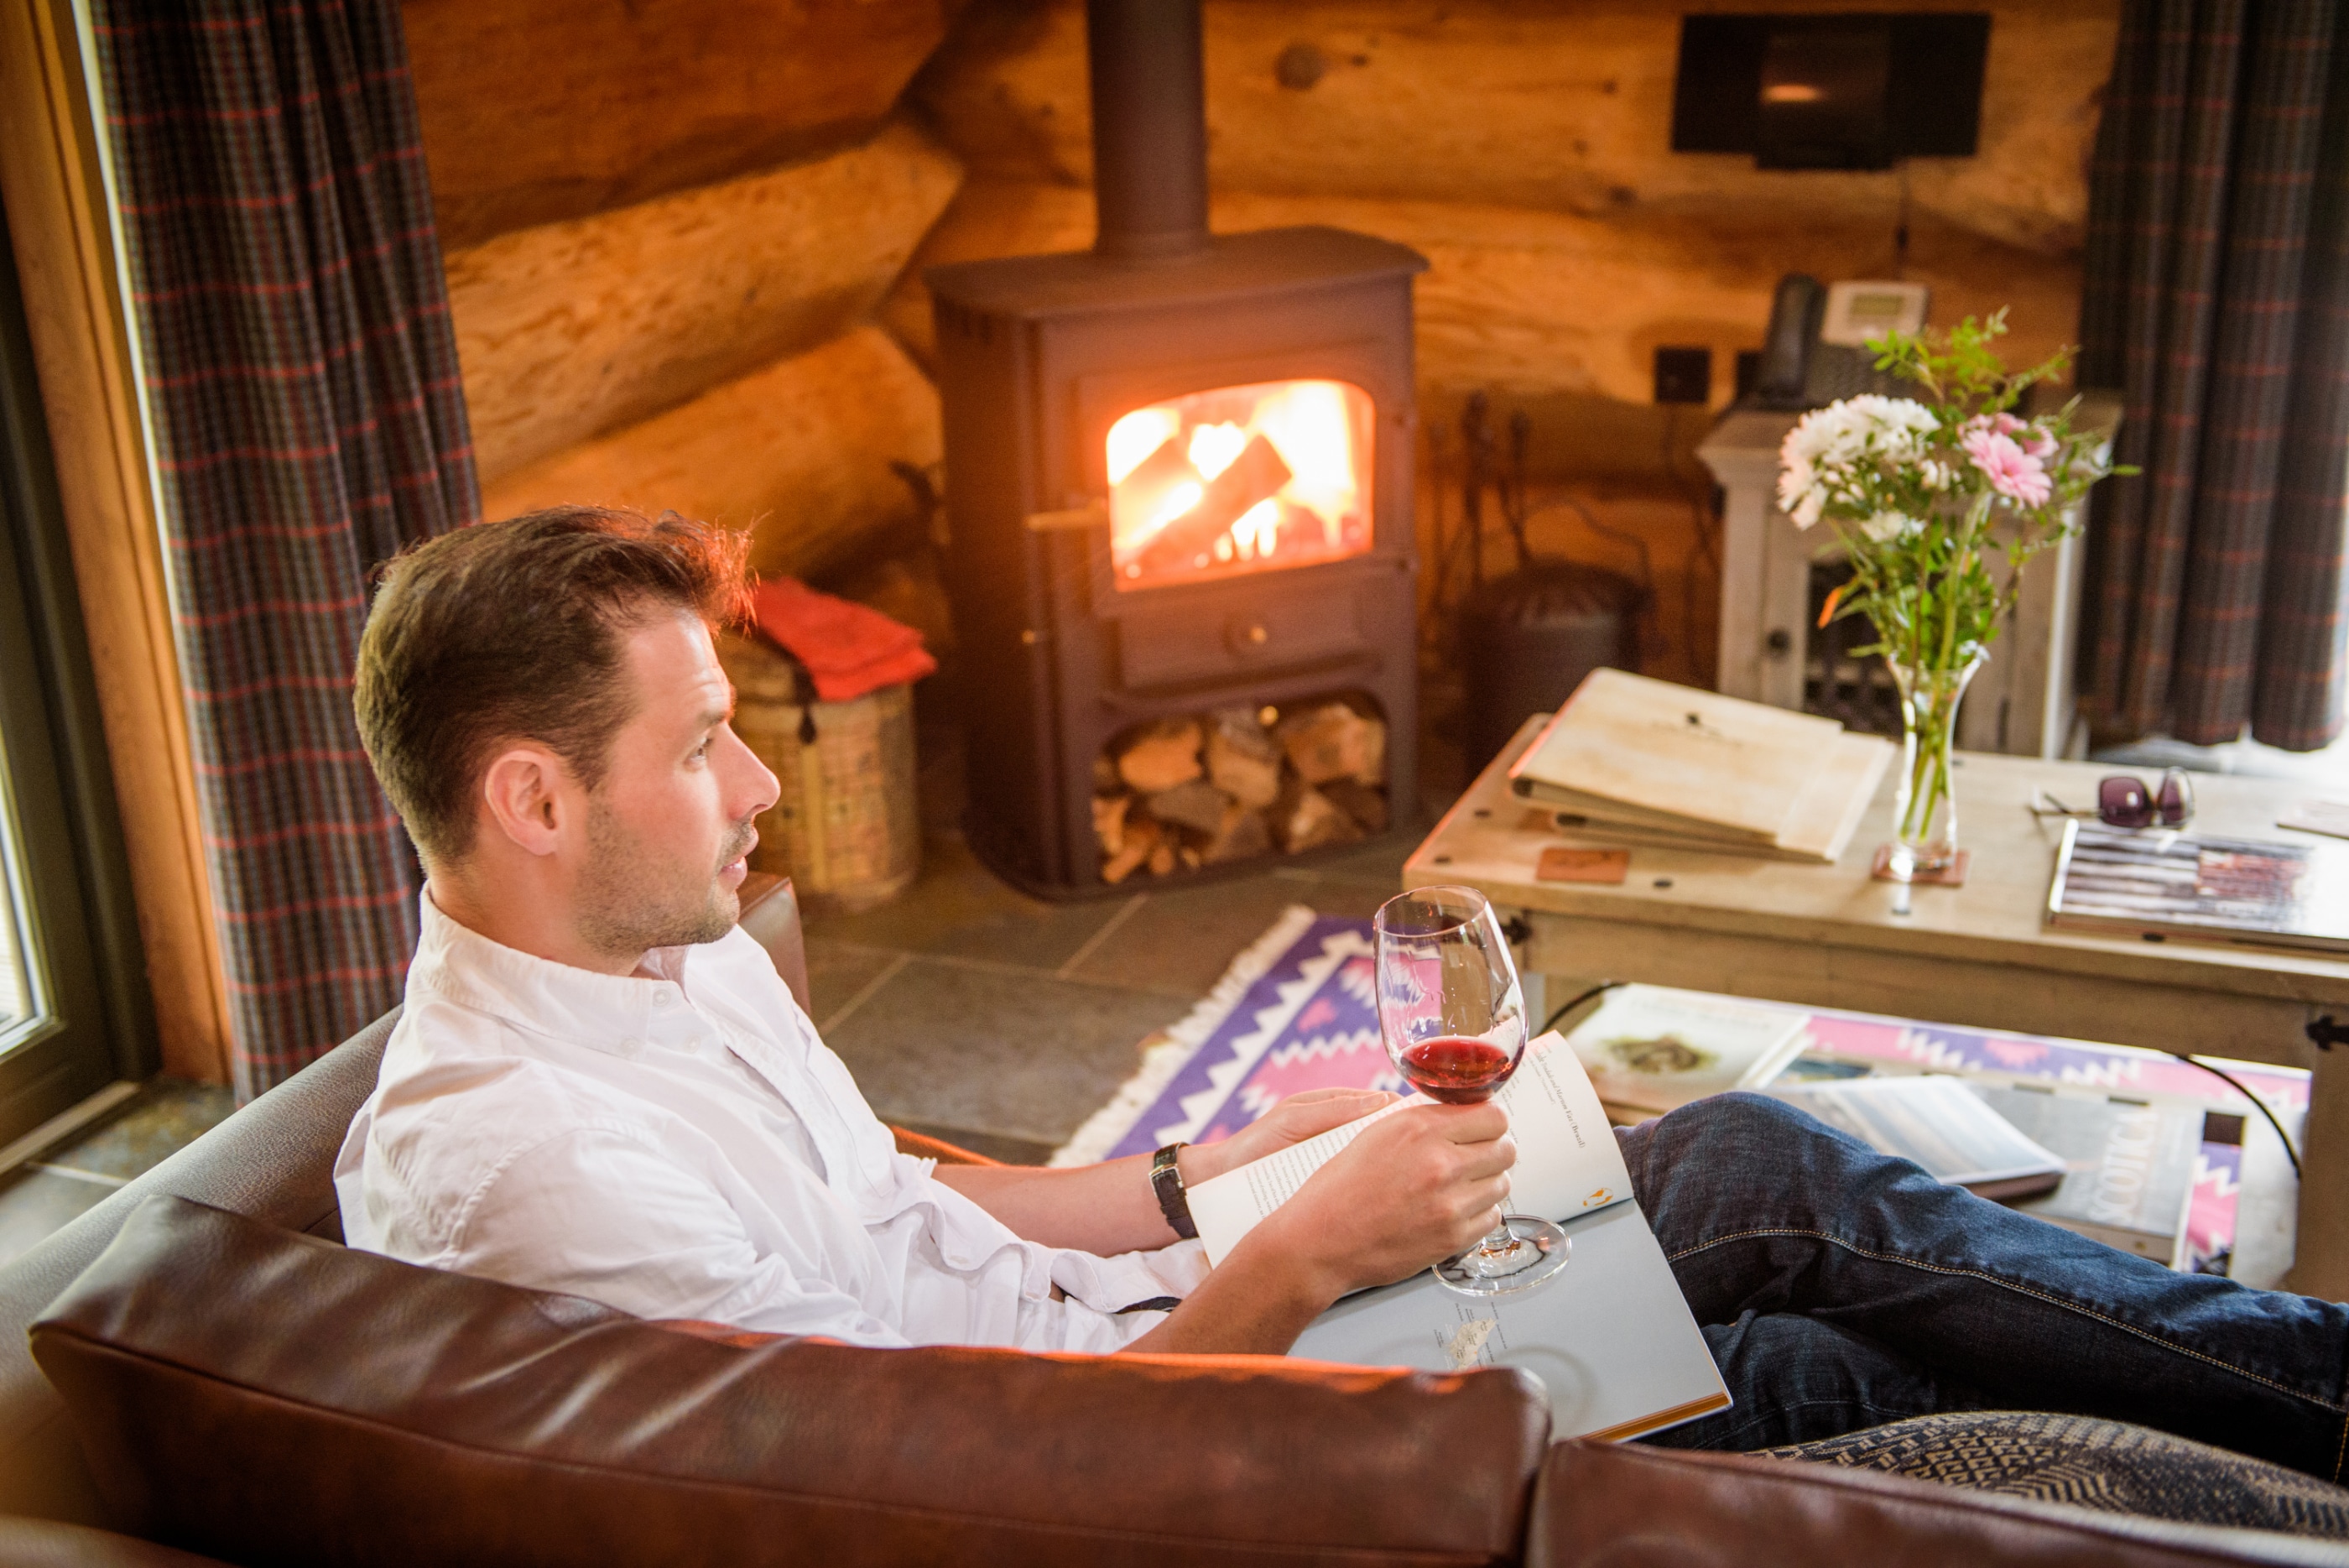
left=1562, top=986, right=1811, bottom=1116
left=1767, top=1076, right=2065, bottom=1200
left=2046, top=820, right=2349, bottom=954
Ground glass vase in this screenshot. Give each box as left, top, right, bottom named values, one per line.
left=1885, top=653, right=1985, bottom=880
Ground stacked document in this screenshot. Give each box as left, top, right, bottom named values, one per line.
left=1508, top=669, right=1895, bottom=862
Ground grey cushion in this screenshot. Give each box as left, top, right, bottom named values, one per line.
left=1764, top=1411, right=2349, bottom=1539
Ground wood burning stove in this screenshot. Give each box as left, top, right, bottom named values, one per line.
left=929, top=0, right=1427, bottom=897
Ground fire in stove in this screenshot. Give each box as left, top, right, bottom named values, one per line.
left=1105, top=378, right=1373, bottom=590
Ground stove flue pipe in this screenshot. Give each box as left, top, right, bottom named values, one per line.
left=1087, top=0, right=1211, bottom=259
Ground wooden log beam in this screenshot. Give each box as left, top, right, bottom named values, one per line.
left=480, top=326, right=942, bottom=585
left=404, top=0, right=962, bottom=249
left=918, top=0, right=2116, bottom=259
left=452, top=120, right=962, bottom=484
left=886, top=181, right=2081, bottom=419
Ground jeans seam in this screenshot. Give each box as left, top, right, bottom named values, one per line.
left=1671, top=1226, right=2346, bottom=1416
left=2334, top=1411, right=2346, bottom=1485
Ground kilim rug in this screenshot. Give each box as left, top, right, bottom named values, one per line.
left=1051, top=908, right=1393, bottom=1166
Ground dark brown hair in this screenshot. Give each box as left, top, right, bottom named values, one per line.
left=356, top=506, right=751, bottom=866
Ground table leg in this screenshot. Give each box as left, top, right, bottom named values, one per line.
left=2290, top=1049, right=2349, bottom=1301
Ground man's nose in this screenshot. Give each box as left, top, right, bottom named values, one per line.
left=718, top=724, right=780, bottom=819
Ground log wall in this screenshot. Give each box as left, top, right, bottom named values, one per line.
left=479, top=327, right=943, bottom=586
left=406, top=1, right=966, bottom=578
left=405, top=0, right=2121, bottom=686
left=451, top=121, right=961, bottom=485
left=404, top=0, right=964, bottom=249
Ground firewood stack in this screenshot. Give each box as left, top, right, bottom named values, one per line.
left=1094, top=700, right=1388, bottom=884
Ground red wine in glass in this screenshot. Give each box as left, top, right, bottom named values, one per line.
left=1374, top=885, right=1570, bottom=1297
left=1398, top=1036, right=1516, bottom=1104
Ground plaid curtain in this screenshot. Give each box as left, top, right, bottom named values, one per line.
left=91, top=1, right=476, bottom=1097
left=2079, top=0, right=2349, bottom=751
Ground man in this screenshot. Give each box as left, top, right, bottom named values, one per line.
left=338, top=507, right=2348, bottom=1477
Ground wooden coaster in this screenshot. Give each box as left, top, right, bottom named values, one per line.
left=1870, top=845, right=1970, bottom=887
left=1538, top=846, right=1631, bottom=884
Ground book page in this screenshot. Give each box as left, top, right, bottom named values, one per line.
left=1188, top=1032, right=1631, bottom=1267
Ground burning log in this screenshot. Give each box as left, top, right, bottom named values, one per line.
left=1133, top=433, right=1293, bottom=575
left=1115, top=719, right=1203, bottom=794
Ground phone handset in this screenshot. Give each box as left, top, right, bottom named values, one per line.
left=1755, top=273, right=1826, bottom=410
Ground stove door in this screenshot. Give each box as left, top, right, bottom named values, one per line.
left=1104, top=378, right=1375, bottom=592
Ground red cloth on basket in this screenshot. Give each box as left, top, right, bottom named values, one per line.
left=747, top=576, right=936, bottom=702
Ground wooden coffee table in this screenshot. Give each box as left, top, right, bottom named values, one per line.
left=1406, top=719, right=2349, bottom=1298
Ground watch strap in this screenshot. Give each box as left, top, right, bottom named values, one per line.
left=1150, top=1143, right=1198, bottom=1241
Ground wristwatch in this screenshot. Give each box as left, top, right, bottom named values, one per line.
left=1150, top=1143, right=1198, bottom=1241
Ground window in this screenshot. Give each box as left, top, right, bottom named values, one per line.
left=0, top=211, right=152, bottom=1154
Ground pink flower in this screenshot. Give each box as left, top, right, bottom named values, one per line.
left=1963, top=429, right=2053, bottom=507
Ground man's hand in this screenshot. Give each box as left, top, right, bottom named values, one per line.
left=1119, top=1100, right=1516, bottom=1357
left=1242, top=1101, right=1515, bottom=1300
left=1181, top=1087, right=1398, bottom=1185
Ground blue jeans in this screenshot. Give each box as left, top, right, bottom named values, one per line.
left=1620, top=1093, right=2349, bottom=1479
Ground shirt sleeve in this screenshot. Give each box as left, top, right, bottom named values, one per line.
left=445, top=1123, right=913, bottom=1347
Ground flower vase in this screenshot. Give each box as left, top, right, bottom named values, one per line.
left=1885, top=654, right=1985, bottom=880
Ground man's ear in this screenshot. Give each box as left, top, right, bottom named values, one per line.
left=477, top=743, right=575, bottom=857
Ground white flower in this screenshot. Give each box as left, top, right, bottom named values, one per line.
left=1861, top=510, right=1917, bottom=542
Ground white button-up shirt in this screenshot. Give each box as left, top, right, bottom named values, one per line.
left=334, top=894, right=1205, bottom=1352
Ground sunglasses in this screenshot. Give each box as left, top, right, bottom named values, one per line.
left=2031, top=768, right=2195, bottom=831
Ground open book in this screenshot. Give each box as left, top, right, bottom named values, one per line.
left=1185, top=1032, right=1731, bottom=1443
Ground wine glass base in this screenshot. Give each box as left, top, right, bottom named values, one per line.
left=1432, top=1215, right=1571, bottom=1297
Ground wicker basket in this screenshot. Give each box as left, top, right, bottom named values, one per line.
left=719, top=631, right=920, bottom=916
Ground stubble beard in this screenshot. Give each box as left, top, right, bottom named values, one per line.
left=576, top=798, right=758, bottom=961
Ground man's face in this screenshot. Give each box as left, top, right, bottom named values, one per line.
left=573, top=610, right=779, bottom=959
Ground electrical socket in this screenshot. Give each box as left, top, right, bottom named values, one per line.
left=1654, top=346, right=1711, bottom=405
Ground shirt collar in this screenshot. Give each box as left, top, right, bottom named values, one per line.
left=407, top=890, right=710, bottom=1055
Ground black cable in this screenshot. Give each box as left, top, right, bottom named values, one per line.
left=2162, top=1052, right=2302, bottom=1180
left=1539, top=980, right=1625, bottom=1038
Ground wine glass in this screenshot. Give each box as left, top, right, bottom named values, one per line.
left=1373, top=885, right=1570, bottom=1296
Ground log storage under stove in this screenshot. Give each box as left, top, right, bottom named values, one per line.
left=929, top=0, right=1425, bottom=896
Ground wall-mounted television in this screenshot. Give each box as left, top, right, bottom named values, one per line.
left=1671, top=13, right=1990, bottom=171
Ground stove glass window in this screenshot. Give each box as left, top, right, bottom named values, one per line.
left=1105, top=378, right=1373, bottom=591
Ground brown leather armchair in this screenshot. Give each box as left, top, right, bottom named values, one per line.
left=0, top=878, right=2337, bottom=1566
